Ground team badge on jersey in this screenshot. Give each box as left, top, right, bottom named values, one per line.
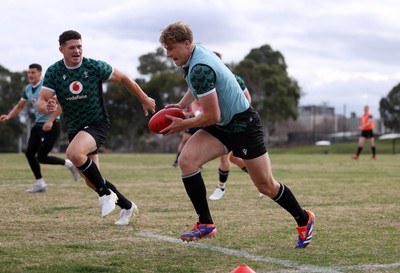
left=69, top=81, right=83, bottom=94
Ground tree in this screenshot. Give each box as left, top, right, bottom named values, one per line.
left=137, top=47, right=177, bottom=75
left=233, top=45, right=301, bottom=135
left=103, top=47, right=187, bottom=152
left=0, top=65, right=28, bottom=152
left=380, top=83, right=400, bottom=132
left=102, top=81, right=146, bottom=151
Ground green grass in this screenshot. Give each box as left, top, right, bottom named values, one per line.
left=0, top=152, right=399, bottom=273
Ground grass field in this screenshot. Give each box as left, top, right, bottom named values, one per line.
left=0, top=152, right=399, bottom=273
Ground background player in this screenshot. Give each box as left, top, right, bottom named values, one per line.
left=0, top=63, right=79, bottom=193
left=209, top=52, right=255, bottom=200
left=352, top=105, right=377, bottom=160
left=172, top=100, right=202, bottom=167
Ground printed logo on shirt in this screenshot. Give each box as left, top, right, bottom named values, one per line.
left=66, top=81, right=87, bottom=101
left=69, top=81, right=83, bottom=95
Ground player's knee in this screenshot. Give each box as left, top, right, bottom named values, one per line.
left=177, top=152, right=198, bottom=171
left=177, top=154, right=187, bottom=169
left=36, top=153, right=47, bottom=163
left=25, top=150, right=35, bottom=160
left=65, top=147, right=81, bottom=163
left=25, top=150, right=37, bottom=161
left=255, top=178, right=278, bottom=198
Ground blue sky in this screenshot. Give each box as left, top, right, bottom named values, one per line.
left=1, top=0, right=400, bottom=118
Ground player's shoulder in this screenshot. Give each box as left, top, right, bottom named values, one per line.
left=83, top=57, right=109, bottom=65
left=83, top=57, right=112, bottom=71
left=83, top=57, right=97, bottom=64
left=81, top=57, right=97, bottom=67
left=22, top=84, right=31, bottom=94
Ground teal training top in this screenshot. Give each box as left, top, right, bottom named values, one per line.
left=184, top=44, right=249, bottom=126
left=42, top=57, right=113, bottom=134
left=21, top=80, right=58, bottom=124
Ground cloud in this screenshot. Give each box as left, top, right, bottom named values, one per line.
left=1, top=0, right=400, bottom=118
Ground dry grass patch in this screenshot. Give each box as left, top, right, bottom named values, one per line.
left=0, top=153, right=399, bottom=272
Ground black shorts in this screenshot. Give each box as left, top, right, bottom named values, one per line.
left=68, top=119, right=110, bottom=154
left=202, top=107, right=267, bottom=159
left=28, top=120, right=61, bottom=156
left=185, top=127, right=201, bottom=135
left=361, top=129, right=374, bottom=139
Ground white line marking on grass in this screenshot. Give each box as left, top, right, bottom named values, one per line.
left=0, top=183, right=56, bottom=187
left=0, top=183, right=37, bottom=187
left=331, top=262, right=400, bottom=272
left=137, top=232, right=400, bottom=272
left=136, top=232, right=341, bottom=273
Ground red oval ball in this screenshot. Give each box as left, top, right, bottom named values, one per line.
left=148, top=108, right=185, bottom=134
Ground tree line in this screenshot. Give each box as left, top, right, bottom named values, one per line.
left=1, top=44, right=399, bottom=152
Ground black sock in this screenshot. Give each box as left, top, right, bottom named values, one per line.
left=77, top=158, right=110, bottom=196
left=105, top=180, right=131, bottom=209
left=356, top=147, right=363, bottom=156
left=372, top=146, right=376, bottom=156
left=182, top=171, right=213, bottom=224
left=218, top=169, right=229, bottom=183
left=273, top=182, right=308, bottom=226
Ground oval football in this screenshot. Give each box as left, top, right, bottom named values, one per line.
left=148, top=108, right=185, bottom=134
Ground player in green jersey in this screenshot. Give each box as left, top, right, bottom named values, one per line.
left=37, top=30, right=156, bottom=225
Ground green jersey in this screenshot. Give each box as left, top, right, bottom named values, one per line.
left=42, top=57, right=113, bottom=134
left=234, top=75, right=247, bottom=91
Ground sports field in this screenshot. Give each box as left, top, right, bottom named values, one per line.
left=0, top=153, right=399, bottom=273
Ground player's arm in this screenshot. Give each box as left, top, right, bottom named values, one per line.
left=161, top=65, right=220, bottom=135
left=191, top=100, right=202, bottom=117
left=36, top=88, right=58, bottom=114
left=359, top=116, right=373, bottom=130
left=166, top=89, right=195, bottom=110
left=0, top=99, right=27, bottom=122
left=360, top=121, right=371, bottom=130
left=193, top=92, right=220, bottom=126
left=109, top=68, right=155, bottom=116
left=244, top=88, right=252, bottom=104
left=161, top=91, right=219, bottom=136
left=184, top=64, right=220, bottom=127
left=42, top=98, right=62, bottom=132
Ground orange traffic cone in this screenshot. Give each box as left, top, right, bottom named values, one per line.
left=230, top=264, right=256, bottom=273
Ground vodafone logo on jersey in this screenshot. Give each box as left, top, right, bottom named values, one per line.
left=69, top=81, right=83, bottom=94
left=66, top=81, right=87, bottom=101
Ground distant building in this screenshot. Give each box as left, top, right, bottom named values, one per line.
left=270, top=104, right=384, bottom=145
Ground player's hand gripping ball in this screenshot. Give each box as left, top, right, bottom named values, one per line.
left=148, top=107, right=185, bottom=134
